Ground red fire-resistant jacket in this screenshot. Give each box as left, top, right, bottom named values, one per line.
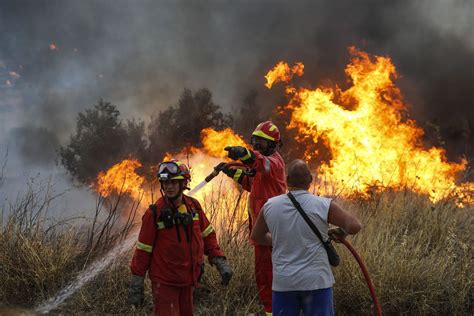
left=239, top=150, right=287, bottom=229
left=130, top=195, right=224, bottom=286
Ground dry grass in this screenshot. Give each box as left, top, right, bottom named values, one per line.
left=0, top=182, right=472, bottom=315
left=333, top=190, right=472, bottom=315
left=0, top=180, right=86, bottom=308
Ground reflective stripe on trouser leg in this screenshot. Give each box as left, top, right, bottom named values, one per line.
left=255, top=244, right=273, bottom=314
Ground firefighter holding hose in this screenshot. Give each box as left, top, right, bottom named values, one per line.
left=220, top=121, right=286, bottom=315
left=128, top=159, right=232, bottom=316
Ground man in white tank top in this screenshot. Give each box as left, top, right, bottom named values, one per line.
left=251, top=159, right=362, bottom=316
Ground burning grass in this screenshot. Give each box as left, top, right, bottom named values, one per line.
left=0, top=182, right=472, bottom=315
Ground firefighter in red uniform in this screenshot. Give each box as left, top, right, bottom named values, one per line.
left=128, top=160, right=233, bottom=316
left=222, top=121, right=286, bottom=315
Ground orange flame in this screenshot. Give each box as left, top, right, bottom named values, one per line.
left=161, top=147, right=237, bottom=201
left=164, top=128, right=250, bottom=200
left=454, top=182, right=474, bottom=207
left=265, top=61, right=304, bottom=88
left=104, top=128, right=249, bottom=205
left=201, top=128, right=249, bottom=158
left=273, top=47, right=468, bottom=203
left=161, top=146, right=249, bottom=233
left=96, top=159, right=145, bottom=201
left=94, top=50, right=472, bottom=210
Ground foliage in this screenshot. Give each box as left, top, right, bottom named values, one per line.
left=60, top=89, right=234, bottom=184
left=147, top=88, right=233, bottom=163
left=59, top=100, right=146, bottom=184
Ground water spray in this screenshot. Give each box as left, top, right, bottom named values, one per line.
left=34, top=164, right=229, bottom=314
left=35, top=235, right=138, bottom=314
left=187, top=168, right=220, bottom=196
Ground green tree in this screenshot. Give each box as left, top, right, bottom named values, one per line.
left=148, top=88, right=233, bottom=162
left=60, top=99, right=146, bottom=184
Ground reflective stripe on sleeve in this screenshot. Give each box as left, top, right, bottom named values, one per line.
left=240, top=149, right=252, bottom=161
left=263, top=157, right=271, bottom=173
left=233, top=168, right=243, bottom=182
left=193, top=214, right=199, bottom=221
left=202, top=224, right=214, bottom=237
left=136, top=241, right=153, bottom=253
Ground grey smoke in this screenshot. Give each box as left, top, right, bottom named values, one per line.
left=0, top=0, right=472, bottom=165
left=9, top=126, right=59, bottom=166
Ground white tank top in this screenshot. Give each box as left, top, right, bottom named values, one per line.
left=263, top=190, right=335, bottom=291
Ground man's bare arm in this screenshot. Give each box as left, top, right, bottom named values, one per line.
left=327, top=201, right=362, bottom=234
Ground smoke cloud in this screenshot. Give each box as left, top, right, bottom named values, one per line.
left=0, top=0, right=472, bottom=166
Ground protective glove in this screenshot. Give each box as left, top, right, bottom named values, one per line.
left=210, top=256, right=233, bottom=286
left=328, top=227, right=348, bottom=242
left=215, top=162, right=237, bottom=178
left=215, top=162, right=231, bottom=175
left=128, top=274, right=145, bottom=307
left=224, top=146, right=250, bottom=161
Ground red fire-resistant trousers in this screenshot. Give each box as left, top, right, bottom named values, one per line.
left=255, top=244, right=273, bottom=315
left=151, top=282, right=194, bottom=316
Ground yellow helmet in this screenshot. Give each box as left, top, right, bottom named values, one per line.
left=157, top=160, right=191, bottom=181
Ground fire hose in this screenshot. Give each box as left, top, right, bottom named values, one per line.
left=204, top=162, right=255, bottom=182
left=331, top=234, right=382, bottom=316
left=187, top=162, right=255, bottom=196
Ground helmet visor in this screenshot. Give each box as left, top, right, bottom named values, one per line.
left=158, top=162, right=180, bottom=180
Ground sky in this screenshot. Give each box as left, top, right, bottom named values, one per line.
left=0, top=0, right=473, bottom=212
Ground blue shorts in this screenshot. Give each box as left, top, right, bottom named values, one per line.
left=272, top=287, right=334, bottom=316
